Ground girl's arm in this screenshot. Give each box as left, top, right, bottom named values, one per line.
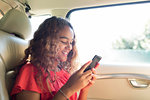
left=16, top=91, right=40, bottom=100
left=15, top=88, right=72, bottom=100
left=15, top=85, right=73, bottom=100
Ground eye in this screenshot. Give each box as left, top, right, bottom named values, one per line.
left=60, top=41, right=68, bottom=45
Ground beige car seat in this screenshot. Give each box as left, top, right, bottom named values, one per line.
left=0, top=8, right=32, bottom=100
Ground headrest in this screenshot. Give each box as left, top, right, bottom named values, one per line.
left=0, top=8, right=32, bottom=40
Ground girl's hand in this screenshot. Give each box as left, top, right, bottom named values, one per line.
left=63, top=61, right=94, bottom=93
left=81, top=62, right=99, bottom=91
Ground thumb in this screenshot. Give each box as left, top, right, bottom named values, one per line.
left=79, top=61, right=92, bottom=73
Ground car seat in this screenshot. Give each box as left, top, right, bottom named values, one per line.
left=0, top=8, right=32, bottom=100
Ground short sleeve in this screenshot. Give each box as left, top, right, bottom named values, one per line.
left=11, top=63, right=42, bottom=96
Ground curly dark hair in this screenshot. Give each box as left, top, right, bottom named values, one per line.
left=16, top=16, right=78, bottom=83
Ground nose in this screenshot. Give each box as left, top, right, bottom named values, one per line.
left=66, top=43, right=72, bottom=51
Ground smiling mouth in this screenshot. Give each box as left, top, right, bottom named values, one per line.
left=62, top=51, right=68, bottom=56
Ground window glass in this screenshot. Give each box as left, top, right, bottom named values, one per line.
left=30, top=15, right=51, bottom=39
left=69, top=2, right=150, bottom=65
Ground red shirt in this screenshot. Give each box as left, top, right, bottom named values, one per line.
left=11, top=63, right=77, bottom=100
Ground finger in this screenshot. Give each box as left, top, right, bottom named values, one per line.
left=89, top=79, right=95, bottom=85
left=87, top=79, right=95, bottom=87
left=94, top=63, right=100, bottom=69
left=85, top=73, right=93, bottom=81
left=79, top=61, right=92, bottom=73
left=92, top=68, right=96, bottom=74
left=89, top=75, right=96, bottom=84
left=82, top=70, right=92, bottom=78
left=84, top=75, right=96, bottom=89
left=91, top=74, right=96, bottom=81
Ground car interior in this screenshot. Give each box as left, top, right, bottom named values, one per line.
left=0, top=0, right=150, bottom=100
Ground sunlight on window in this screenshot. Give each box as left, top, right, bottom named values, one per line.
left=30, top=15, right=51, bottom=37
left=70, top=2, right=150, bottom=65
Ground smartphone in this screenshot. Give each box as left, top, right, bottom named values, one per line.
left=84, top=55, right=102, bottom=72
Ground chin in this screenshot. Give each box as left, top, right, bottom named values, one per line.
left=59, top=58, right=67, bottom=62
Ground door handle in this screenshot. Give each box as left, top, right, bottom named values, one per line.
left=129, top=79, right=149, bottom=88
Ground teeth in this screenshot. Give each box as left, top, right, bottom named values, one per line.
left=63, top=52, right=67, bottom=55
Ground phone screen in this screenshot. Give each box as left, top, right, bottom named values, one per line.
left=84, top=55, right=102, bottom=72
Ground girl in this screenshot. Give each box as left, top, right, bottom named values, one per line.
left=11, top=16, right=99, bottom=100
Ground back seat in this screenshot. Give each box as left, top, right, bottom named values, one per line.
left=0, top=8, right=32, bottom=100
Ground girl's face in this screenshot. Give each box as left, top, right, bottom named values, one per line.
left=57, top=26, right=74, bottom=62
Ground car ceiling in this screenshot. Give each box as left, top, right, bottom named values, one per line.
left=0, top=0, right=147, bottom=16
left=27, top=0, right=147, bottom=15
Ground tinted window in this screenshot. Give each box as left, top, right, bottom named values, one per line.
left=69, top=2, right=150, bottom=65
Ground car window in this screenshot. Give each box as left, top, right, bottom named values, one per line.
left=30, top=15, right=51, bottom=39
left=69, top=1, right=150, bottom=65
